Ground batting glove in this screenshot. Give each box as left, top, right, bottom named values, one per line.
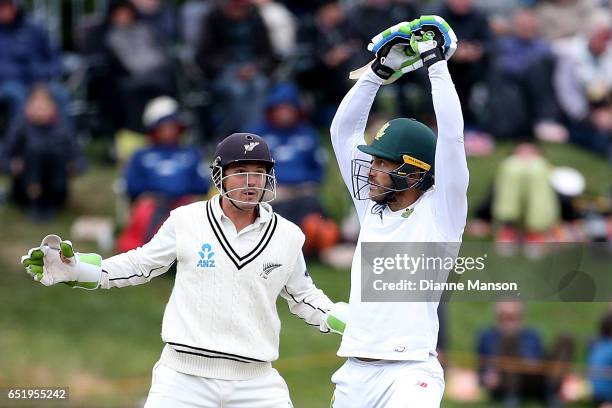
left=322, top=302, right=349, bottom=335
left=407, top=15, right=458, bottom=69
left=351, top=16, right=458, bottom=83
left=21, top=234, right=102, bottom=290
left=368, top=22, right=419, bottom=81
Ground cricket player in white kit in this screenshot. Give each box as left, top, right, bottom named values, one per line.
left=20, top=133, right=347, bottom=408
left=328, top=17, right=468, bottom=407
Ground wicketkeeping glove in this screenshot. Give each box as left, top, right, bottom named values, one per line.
left=322, top=302, right=349, bottom=335
left=21, top=234, right=102, bottom=290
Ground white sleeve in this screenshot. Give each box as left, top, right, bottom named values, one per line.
left=429, top=61, right=469, bottom=241
left=99, top=216, right=177, bottom=289
left=554, top=57, right=588, bottom=121
left=330, top=68, right=384, bottom=222
left=280, top=252, right=334, bottom=332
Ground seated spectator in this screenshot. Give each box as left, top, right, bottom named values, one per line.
left=536, top=0, right=599, bottom=43
left=4, top=85, right=82, bottom=220
left=477, top=300, right=547, bottom=406
left=117, top=96, right=208, bottom=251
left=295, top=0, right=357, bottom=125
left=427, top=0, right=494, bottom=137
left=0, top=0, right=69, bottom=129
left=194, top=0, right=276, bottom=140
left=553, top=14, right=612, bottom=163
left=468, top=166, right=587, bottom=242
left=248, top=82, right=339, bottom=256
left=345, top=0, right=416, bottom=68
left=130, top=0, right=178, bottom=45
left=492, top=143, right=560, bottom=251
left=253, top=0, right=297, bottom=57
left=487, top=8, right=567, bottom=141
left=589, top=313, right=612, bottom=406
left=472, top=0, right=534, bottom=35
left=93, top=0, right=175, bottom=137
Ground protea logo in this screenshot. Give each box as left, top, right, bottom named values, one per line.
left=197, top=243, right=215, bottom=268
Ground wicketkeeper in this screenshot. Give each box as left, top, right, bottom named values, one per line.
left=21, top=133, right=347, bottom=408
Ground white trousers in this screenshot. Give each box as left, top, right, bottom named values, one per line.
left=331, top=356, right=445, bottom=408
left=144, top=362, right=293, bottom=408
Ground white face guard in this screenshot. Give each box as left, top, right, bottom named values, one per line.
left=212, top=164, right=277, bottom=206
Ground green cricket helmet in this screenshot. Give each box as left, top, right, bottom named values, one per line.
left=351, top=118, right=436, bottom=201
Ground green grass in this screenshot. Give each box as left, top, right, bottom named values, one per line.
left=0, top=141, right=610, bottom=407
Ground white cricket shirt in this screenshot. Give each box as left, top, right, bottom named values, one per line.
left=330, top=62, right=469, bottom=361
left=99, top=195, right=333, bottom=380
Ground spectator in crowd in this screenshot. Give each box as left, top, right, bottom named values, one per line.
left=427, top=0, right=494, bottom=138
left=472, top=0, right=535, bottom=35
left=295, top=0, right=357, bottom=125
left=468, top=166, right=587, bottom=242
left=0, top=0, right=68, bottom=128
left=130, top=0, right=178, bottom=45
left=345, top=0, right=417, bottom=68
left=477, top=300, right=547, bottom=407
left=553, top=14, right=612, bottom=163
left=4, top=85, right=81, bottom=220
left=281, top=0, right=321, bottom=19
left=589, top=312, right=612, bottom=406
left=247, top=82, right=338, bottom=256
left=195, top=0, right=276, bottom=140
left=117, top=96, right=208, bottom=252
left=93, top=0, right=175, bottom=137
left=492, top=142, right=560, bottom=248
left=253, top=0, right=297, bottom=58
left=487, top=8, right=567, bottom=141
left=536, top=0, right=600, bottom=43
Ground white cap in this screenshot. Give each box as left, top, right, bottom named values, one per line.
left=142, top=96, right=179, bottom=129
left=550, top=166, right=586, bottom=197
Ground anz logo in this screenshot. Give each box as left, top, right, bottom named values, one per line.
left=197, top=243, right=216, bottom=268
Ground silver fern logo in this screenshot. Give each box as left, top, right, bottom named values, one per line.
left=244, top=142, right=260, bottom=154
left=261, top=262, right=282, bottom=279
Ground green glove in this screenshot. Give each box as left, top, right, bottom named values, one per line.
left=21, top=235, right=102, bottom=290
left=324, top=302, right=349, bottom=335
left=350, top=16, right=458, bottom=83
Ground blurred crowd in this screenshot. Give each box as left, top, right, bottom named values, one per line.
left=0, top=0, right=611, bottom=405
left=0, top=0, right=611, bottom=243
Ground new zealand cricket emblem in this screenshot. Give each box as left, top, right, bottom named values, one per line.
left=261, top=262, right=282, bottom=279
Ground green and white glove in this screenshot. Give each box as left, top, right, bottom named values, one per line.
left=408, top=15, right=458, bottom=69
left=323, top=302, right=349, bottom=335
left=368, top=22, right=418, bottom=81
left=350, top=15, right=458, bottom=84
left=21, top=235, right=102, bottom=290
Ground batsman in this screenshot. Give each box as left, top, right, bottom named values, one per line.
left=329, top=16, right=468, bottom=407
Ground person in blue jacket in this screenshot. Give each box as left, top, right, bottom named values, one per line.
left=118, top=96, right=208, bottom=251
left=248, top=82, right=338, bottom=256
left=0, top=0, right=67, bottom=124
left=589, top=313, right=612, bottom=405
left=477, top=299, right=547, bottom=406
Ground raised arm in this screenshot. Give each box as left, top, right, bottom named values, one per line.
left=330, top=69, right=383, bottom=220
left=429, top=60, right=469, bottom=240
left=330, top=25, right=423, bottom=221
